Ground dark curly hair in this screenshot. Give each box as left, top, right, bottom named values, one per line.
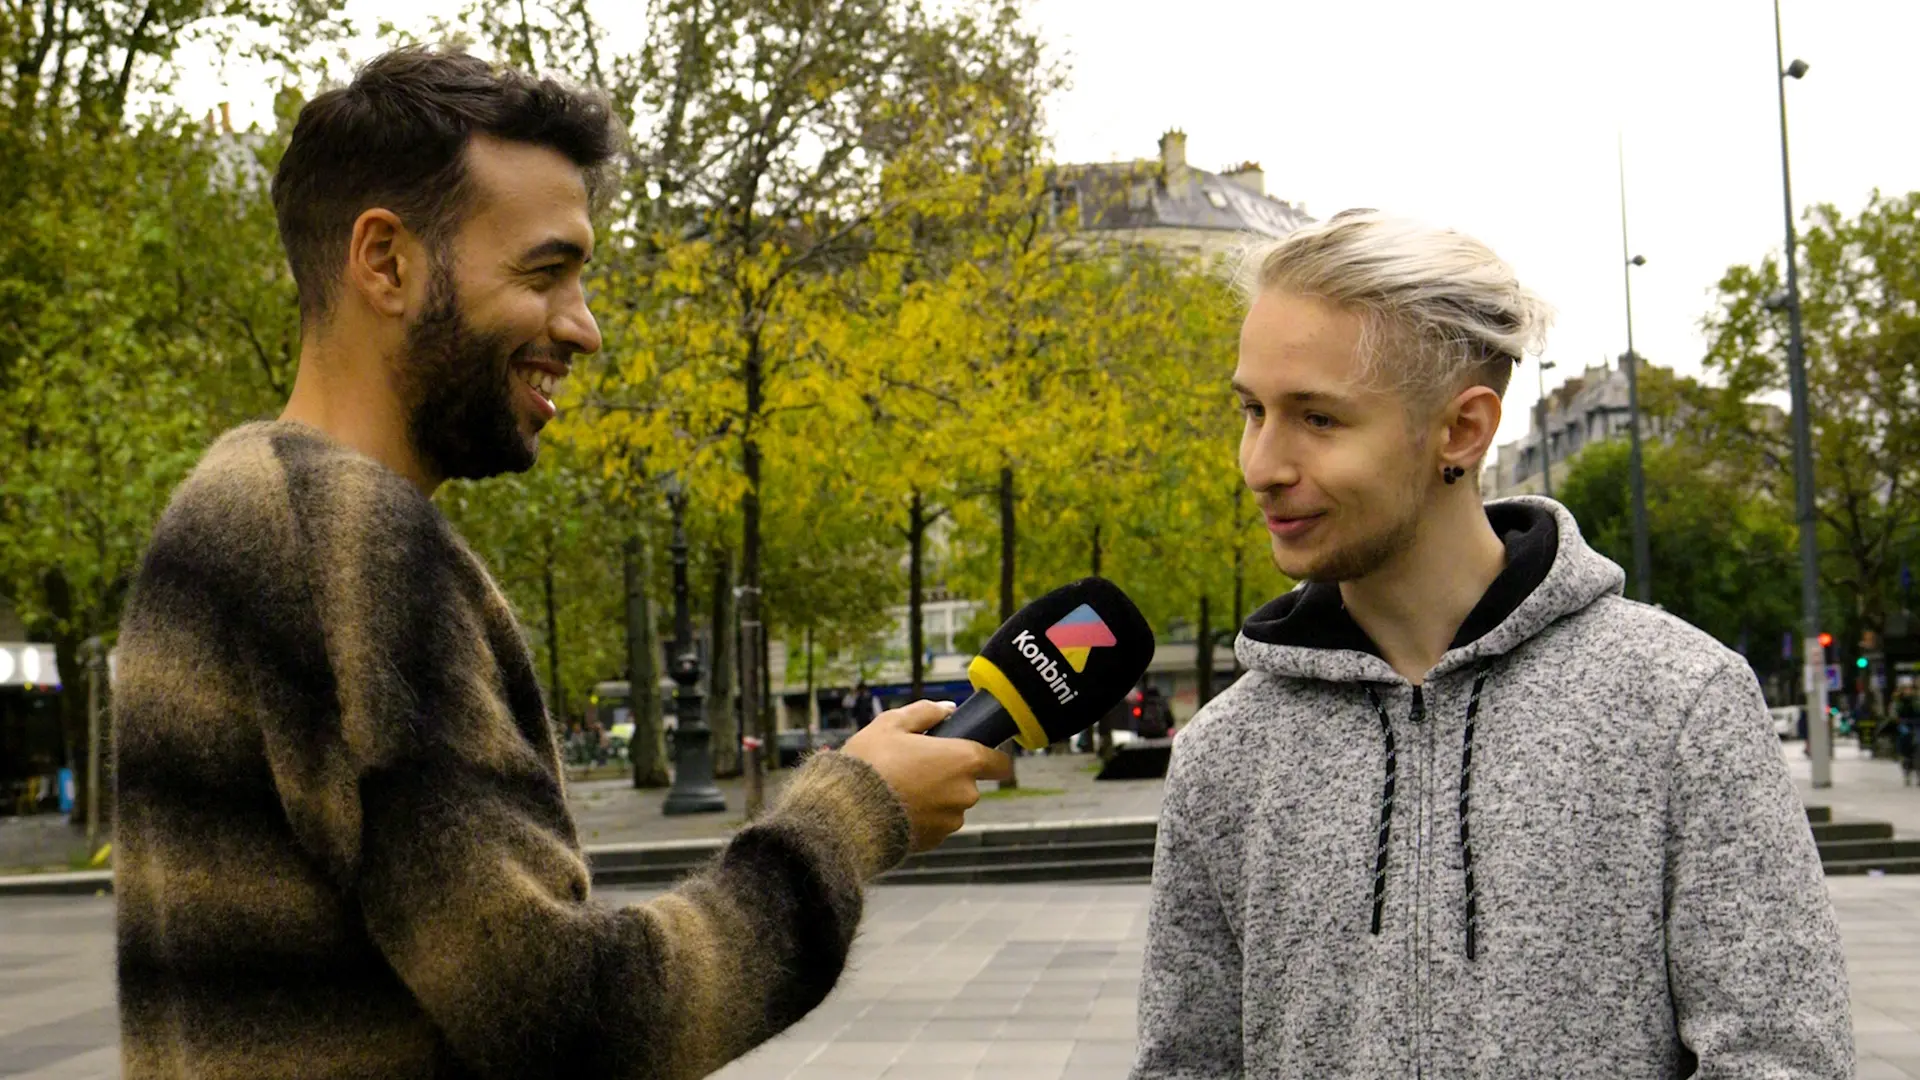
left=271, top=46, right=622, bottom=324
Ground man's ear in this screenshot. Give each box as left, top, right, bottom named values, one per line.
left=343, top=208, right=425, bottom=319
left=1440, top=385, right=1503, bottom=475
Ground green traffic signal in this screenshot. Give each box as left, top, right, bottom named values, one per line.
left=1856, top=656, right=1870, bottom=669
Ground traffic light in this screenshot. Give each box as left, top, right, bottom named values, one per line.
left=1818, top=632, right=1834, bottom=649
left=1857, top=656, right=1870, bottom=670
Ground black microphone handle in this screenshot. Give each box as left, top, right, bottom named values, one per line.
left=927, top=690, right=1018, bottom=746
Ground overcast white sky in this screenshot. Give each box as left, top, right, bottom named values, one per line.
left=171, top=0, right=1920, bottom=449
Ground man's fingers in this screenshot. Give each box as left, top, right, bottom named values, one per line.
left=973, top=748, right=1015, bottom=783
left=886, top=699, right=958, bottom=734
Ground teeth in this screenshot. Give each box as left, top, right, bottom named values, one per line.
left=519, top=368, right=562, bottom=400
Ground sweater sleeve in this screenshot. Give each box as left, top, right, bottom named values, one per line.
left=260, top=459, right=909, bottom=1080
left=1664, top=659, right=1853, bottom=1078
left=1133, top=740, right=1243, bottom=1080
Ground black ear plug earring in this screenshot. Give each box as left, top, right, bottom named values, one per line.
left=1442, top=465, right=1465, bottom=485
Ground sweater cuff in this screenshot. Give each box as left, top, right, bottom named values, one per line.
left=768, top=750, right=911, bottom=881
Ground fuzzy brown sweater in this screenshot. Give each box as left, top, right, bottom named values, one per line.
left=112, top=421, right=910, bottom=1080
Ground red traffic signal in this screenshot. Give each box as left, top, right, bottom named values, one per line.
left=1818, top=632, right=1834, bottom=649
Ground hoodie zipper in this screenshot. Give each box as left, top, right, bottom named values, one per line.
left=1410, top=685, right=1429, bottom=1080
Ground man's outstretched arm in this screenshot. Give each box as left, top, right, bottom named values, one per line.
left=246, top=458, right=1003, bottom=1079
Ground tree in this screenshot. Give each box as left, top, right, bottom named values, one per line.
left=1701, top=190, right=1920, bottom=679
left=1, top=125, right=295, bottom=825
left=1558, top=438, right=1799, bottom=681
left=1, top=1, right=354, bottom=827
left=601, top=1, right=1056, bottom=781
left=441, top=443, right=630, bottom=740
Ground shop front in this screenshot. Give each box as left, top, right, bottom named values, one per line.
left=0, top=642, right=65, bottom=814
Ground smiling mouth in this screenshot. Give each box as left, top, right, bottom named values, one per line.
left=514, top=366, right=561, bottom=398
left=512, top=363, right=567, bottom=421
left=1266, top=512, right=1326, bottom=537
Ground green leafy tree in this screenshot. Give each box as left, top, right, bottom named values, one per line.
left=1558, top=438, right=1799, bottom=680
left=2, top=1, right=349, bottom=825
left=1701, top=190, right=1920, bottom=666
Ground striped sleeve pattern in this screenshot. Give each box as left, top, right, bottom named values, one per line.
left=113, top=422, right=909, bottom=1080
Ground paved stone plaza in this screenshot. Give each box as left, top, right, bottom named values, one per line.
left=9, top=877, right=1920, bottom=1079
left=8, top=736, right=1920, bottom=1076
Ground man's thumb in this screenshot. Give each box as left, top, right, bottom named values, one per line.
left=890, top=699, right=958, bottom=734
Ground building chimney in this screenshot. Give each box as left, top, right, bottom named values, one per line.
left=1158, top=129, right=1187, bottom=175
left=219, top=101, right=232, bottom=134
left=1222, top=161, right=1265, bottom=197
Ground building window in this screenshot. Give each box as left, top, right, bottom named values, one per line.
left=1050, top=185, right=1077, bottom=225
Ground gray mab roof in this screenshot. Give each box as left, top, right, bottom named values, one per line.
left=1060, top=162, right=1312, bottom=239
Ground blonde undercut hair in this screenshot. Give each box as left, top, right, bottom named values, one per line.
left=1237, top=209, right=1553, bottom=409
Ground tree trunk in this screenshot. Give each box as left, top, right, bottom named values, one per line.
left=1196, top=594, right=1216, bottom=711
left=740, top=333, right=765, bottom=804
left=997, top=465, right=1019, bottom=786
left=805, top=626, right=820, bottom=735
left=998, top=466, right=1016, bottom=622
left=542, top=541, right=564, bottom=727
left=1092, top=523, right=1112, bottom=758
left=513, top=0, right=536, bottom=68
left=909, top=490, right=927, bottom=698
left=40, top=567, right=91, bottom=827
left=625, top=533, right=668, bottom=788
left=709, top=548, right=739, bottom=778
left=106, top=1, right=156, bottom=127
left=1232, top=545, right=1246, bottom=676
left=759, top=619, right=775, bottom=772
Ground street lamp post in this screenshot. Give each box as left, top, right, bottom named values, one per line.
left=663, top=482, right=727, bottom=816
left=1536, top=359, right=1557, bottom=501
left=1774, top=0, right=1829, bottom=787
left=1618, top=138, right=1653, bottom=606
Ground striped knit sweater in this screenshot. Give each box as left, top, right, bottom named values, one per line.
left=112, top=421, right=910, bottom=1080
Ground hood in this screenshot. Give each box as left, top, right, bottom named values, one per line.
left=1235, top=497, right=1625, bottom=685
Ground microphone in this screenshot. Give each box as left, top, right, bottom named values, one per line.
left=929, top=577, right=1156, bottom=751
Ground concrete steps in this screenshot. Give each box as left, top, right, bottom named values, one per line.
left=591, top=820, right=1162, bottom=889
left=1813, top=820, right=1894, bottom=843
left=1804, top=815, right=1920, bottom=873
left=0, top=807, right=1886, bottom=897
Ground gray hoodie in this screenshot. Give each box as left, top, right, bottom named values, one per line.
left=1133, top=497, right=1851, bottom=1079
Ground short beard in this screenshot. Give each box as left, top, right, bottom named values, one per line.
left=397, top=265, right=534, bottom=482
left=1288, top=464, right=1431, bottom=584
left=1295, top=509, right=1421, bottom=583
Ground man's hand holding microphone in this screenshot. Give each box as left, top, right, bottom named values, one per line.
left=842, top=701, right=1012, bottom=851
left=840, top=577, right=1156, bottom=852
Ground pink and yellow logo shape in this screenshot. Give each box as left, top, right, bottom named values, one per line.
left=1045, top=604, right=1117, bottom=673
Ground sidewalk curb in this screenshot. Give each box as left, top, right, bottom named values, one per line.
left=0, top=816, right=1170, bottom=898
left=0, top=870, right=113, bottom=897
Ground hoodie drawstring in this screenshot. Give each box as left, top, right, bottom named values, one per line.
left=1459, top=669, right=1490, bottom=961
left=1365, top=668, right=1494, bottom=961
left=1363, top=686, right=1397, bottom=936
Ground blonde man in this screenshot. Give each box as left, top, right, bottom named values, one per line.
left=1133, top=211, right=1850, bottom=1078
